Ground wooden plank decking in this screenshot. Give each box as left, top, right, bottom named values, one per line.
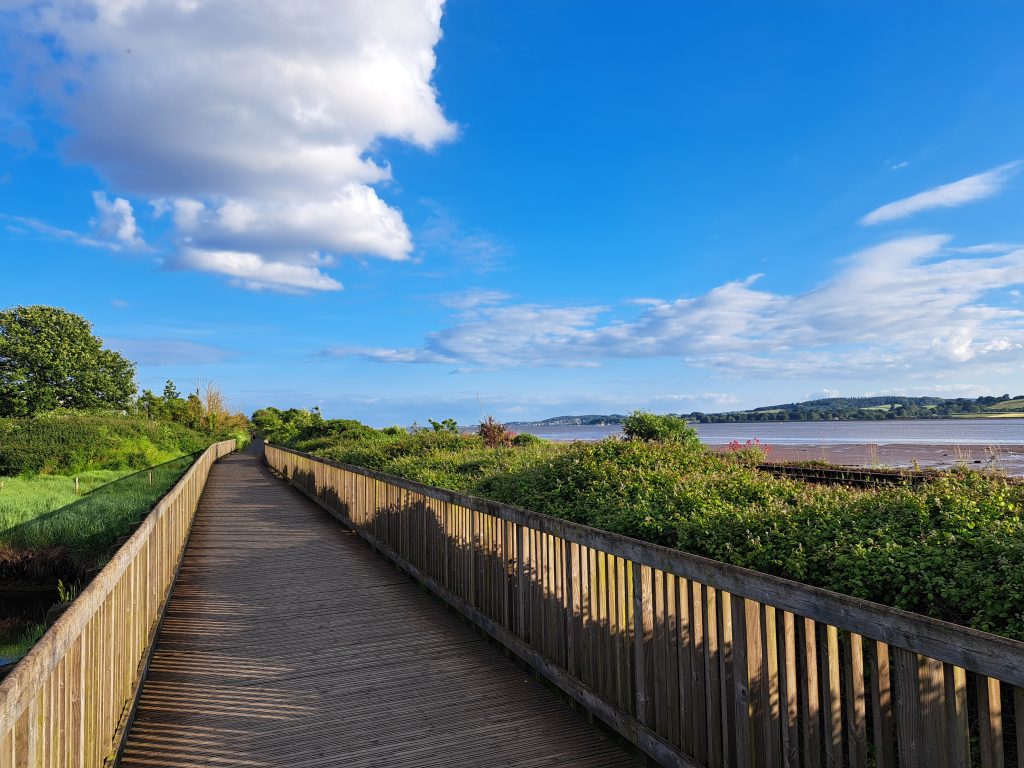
left=120, top=448, right=637, bottom=767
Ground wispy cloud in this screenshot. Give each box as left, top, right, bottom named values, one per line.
left=417, top=202, right=507, bottom=274
left=861, top=162, right=1020, bottom=226
left=326, top=236, right=1024, bottom=378
left=106, top=338, right=237, bottom=366
left=438, top=289, right=511, bottom=310
left=1, top=191, right=149, bottom=252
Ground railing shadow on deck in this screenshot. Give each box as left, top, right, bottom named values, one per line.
left=268, top=443, right=1024, bottom=768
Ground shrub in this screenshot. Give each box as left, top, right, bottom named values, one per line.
left=621, top=410, right=699, bottom=445
left=511, top=432, right=545, bottom=447
left=727, top=438, right=772, bottom=465
left=478, top=415, right=515, bottom=448
left=0, top=412, right=211, bottom=476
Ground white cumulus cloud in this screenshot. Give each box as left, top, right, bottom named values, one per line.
left=176, top=248, right=343, bottom=293
left=91, top=191, right=144, bottom=248
left=5, top=0, right=455, bottom=291
left=861, top=162, right=1020, bottom=226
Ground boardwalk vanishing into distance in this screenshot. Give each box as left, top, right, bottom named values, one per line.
left=119, top=447, right=636, bottom=767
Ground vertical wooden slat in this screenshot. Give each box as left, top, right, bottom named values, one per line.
left=801, top=618, right=822, bottom=765
left=731, top=596, right=752, bottom=768
left=778, top=611, right=799, bottom=768
left=978, top=675, right=1004, bottom=768
left=1014, top=686, right=1024, bottom=768
left=580, top=545, right=593, bottom=688
left=705, top=586, right=723, bottom=768
left=633, top=563, right=654, bottom=727
left=614, top=557, right=630, bottom=712
left=919, top=655, right=948, bottom=768
left=653, top=570, right=669, bottom=737
left=665, top=574, right=680, bottom=748
left=719, top=591, right=734, bottom=768
left=762, top=605, right=781, bottom=768
left=677, top=576, right=694, bottom=756
left=516, top=524, right=526, bottom=640
left=944, top=664, right=969, bottom=768
left=690, top=580, right=710, bottom=766
left=821, top=625, right=842, bottom=768
left=597, top=550, right=610, bottom=696
left=844, top=632, right=868, bottom=768
left=871, top=640, right=896, bottom=768
left=566, top=541, right=580, bottom=678
left=893, top=647, right=922, bottom=768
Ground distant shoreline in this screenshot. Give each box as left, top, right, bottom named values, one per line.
left=506, top=414, right=1024, bottom=428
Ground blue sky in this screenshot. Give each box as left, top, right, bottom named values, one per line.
left=2, top=1, right=1024, bottom=426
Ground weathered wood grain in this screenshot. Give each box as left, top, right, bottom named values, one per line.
left=121, top=448, right=636, bottom=768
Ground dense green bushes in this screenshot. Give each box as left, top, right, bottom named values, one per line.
left=0, top=411, right=220, bottom=475
left=621, top=410, right=699, bottom=445
left=270, top=414, right=1024, bottom=639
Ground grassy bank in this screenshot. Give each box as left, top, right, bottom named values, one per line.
left=267, top=412, right=1024, bottom=640
left=0, top=410, right=242, bottom=665
left=0, top=470, right=135, bottom=529
left=0, top=410, right=248, bottom=561
left=0, top=454, right=198, bottom=560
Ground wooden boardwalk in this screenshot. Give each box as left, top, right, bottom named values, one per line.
left=120, top=448, right=636, bottom=767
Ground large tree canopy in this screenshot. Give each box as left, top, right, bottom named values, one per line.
left=0, top=305, right=137, bottom=417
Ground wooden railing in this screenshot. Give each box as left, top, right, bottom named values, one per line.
left=0, top=439, right=236, bottom=767
left=267, top=444, right=1024, bottom=768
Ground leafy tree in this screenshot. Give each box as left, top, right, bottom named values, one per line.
left=428, top=418, right=459, bottom=433
left=162, top=380, right=181, bottom=401
left=250, top=406, right=325, bottom=443
left=158, top=380, right=189, bottom=423
left=0, top=305, right=136, bottom=417
left=138, top=389, right=162, bottom=419
left=184, top=393, right=205, bottom=430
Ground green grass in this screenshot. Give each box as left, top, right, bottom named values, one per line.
left=0, top=622, right=46, bottom=661
left=983, top=399, right=1024, bottom=413
left=0, top=454, right=198, bottom=558
left=0, top=470, right=135, bottom=530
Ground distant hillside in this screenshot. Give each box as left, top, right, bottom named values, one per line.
left=505, top=414, right=628, bottom=427
left=684, top=394, right=1024, bottom=423
left=508, top=395, right=1024, bottom=426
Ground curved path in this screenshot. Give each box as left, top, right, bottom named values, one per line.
left=120, top=448, right=636, bottom=767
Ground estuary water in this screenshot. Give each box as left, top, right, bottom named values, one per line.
left=517, top=419, right=1024, bottom=446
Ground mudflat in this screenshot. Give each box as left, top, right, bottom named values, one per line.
left=748, top=442, right=1024, bottom=476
